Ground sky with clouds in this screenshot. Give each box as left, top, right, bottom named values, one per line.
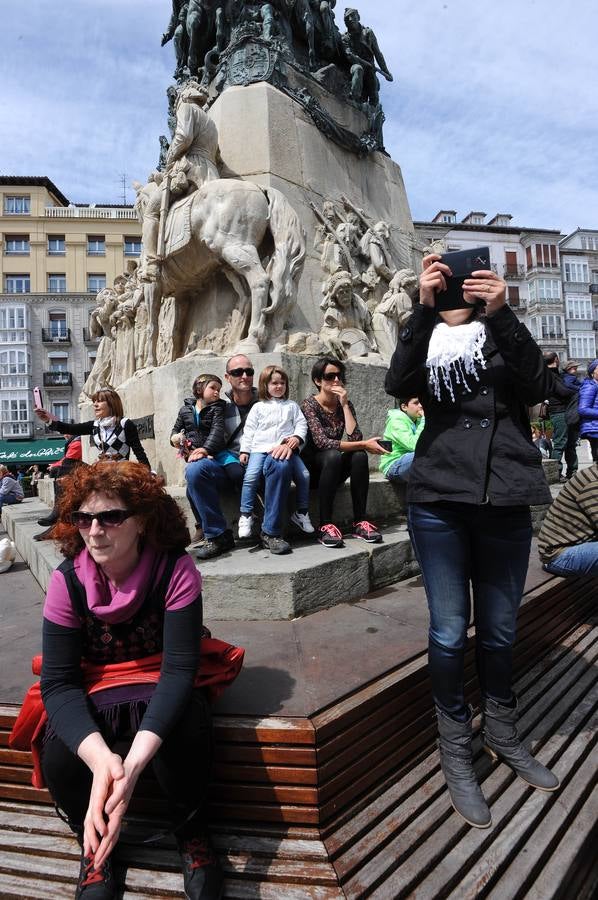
left=1, top=0, right=596, bottom=235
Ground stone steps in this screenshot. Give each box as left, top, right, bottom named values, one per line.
left=2, top=498, right=418, bottom=620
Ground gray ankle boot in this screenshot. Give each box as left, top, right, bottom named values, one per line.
left=436, top=705, right=492, bottom=828
left=481, top=696, right=560, bottom=791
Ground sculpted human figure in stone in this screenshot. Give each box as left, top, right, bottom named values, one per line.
left=185, top=0, right=221, bottom=76
left=83, top=279, right=128, bottom=394
left=319, top=270, right=376, bottom=358
left=140, top=80, right=220, bottom=281
left=341, top=7, right=393, bottom=106
left=162, top=0, right=190, bottom=78
left=371, top=268, right=418, bottom=360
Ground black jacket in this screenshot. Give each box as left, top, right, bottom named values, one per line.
left=547, top=369, right=576, bottom=415
left=385, top=304, right=553, bottom=507
left=171, top=398, right=227, bottom=456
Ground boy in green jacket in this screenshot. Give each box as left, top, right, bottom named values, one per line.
left=379, top=397, right=424, bottom=482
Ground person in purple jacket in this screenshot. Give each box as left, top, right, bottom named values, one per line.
left=578, top=358, right=598, bottom=462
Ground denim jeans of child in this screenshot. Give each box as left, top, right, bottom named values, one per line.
left=408, top=501, right=532, bottom=720
left=385, top=452, right=414, bottom=482
left=238, top=452, right=293, bottom=536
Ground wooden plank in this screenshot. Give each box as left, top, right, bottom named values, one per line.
left=212, top=762, right=318, bottom=787
left=214, top=717, right=315, bottom=745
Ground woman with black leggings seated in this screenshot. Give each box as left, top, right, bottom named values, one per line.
left=301, top=357, right=385, bottom=548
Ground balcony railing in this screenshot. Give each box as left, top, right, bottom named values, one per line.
left=43, top=371, right=73, bottom=387
left=526, top=263, right=560, bottom=275
left=590, top=284, right=598, bottom=294
left=503, top=264, right=525, bottom=279
left=42, top=328, right=71, bottom=344
left=82, top=328, right=100, bottom=343
left=45, top=206, right=137, bottom=219
left=84, top=370, right=91, bottom=381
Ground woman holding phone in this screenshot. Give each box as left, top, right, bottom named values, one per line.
left=385, top=254, right=559, bottom=828
left=35, top=388, right=149, bottom=467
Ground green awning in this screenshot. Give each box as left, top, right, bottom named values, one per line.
left=0, top=439, right=65, bottom=464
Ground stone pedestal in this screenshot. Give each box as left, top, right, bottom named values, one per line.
left=208, top=81, right=416, bottom=339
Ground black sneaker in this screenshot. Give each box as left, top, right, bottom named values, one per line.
left=75, top=850, right=116, bottom=899
left=37, top=513, right=58, bottom=527
left=176, top=835, right=224, bottom=900
left=260, top=532, right=291, bottom=554
left=33, top=526, right=55, bottom=542
left=317, top=523, right=344, bottom=548
left=196, top=529, right=235, bottom=560
left=352, top=520, right=382, bottom=543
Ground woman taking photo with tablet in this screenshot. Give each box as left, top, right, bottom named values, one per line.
left=385, top=253, right=559, bottom=828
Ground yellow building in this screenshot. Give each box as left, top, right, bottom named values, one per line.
left=0, top=176, right=141, bottom=453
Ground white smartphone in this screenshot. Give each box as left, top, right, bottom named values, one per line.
left=33, top=386, right=43, bottom=410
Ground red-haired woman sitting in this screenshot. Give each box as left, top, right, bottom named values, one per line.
left=38, top=462, right=222, bottom=899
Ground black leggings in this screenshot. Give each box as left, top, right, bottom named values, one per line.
left=307, top=448, right=369, bottom=525
left=41, top=689, right=213, bottom=838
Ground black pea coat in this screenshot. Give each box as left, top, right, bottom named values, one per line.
left=385, top=304, right=553, bottom=507
left=170, top=397, right=227, bottom=456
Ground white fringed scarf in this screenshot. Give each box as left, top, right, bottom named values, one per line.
left=426, top=320, right=487, bottom=402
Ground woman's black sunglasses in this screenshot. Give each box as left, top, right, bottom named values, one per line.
left=322, top=371, right=345, bottom=382
left=227, top=367, right=254, bottom=377
left=69, top=509, right=134, bottom=529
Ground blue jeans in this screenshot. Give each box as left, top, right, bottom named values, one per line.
left=408, top=502, right=532, bottom=719
left=185, top=459, right=244, bottom=539
left=544, top=542, right=598, bottom=577
left=239, top=452, right=295, bottom=536
left=385, top=452, right=414, bottom=482
left=0, top=492, right=21, bottom=511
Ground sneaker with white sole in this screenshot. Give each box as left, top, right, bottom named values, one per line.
left=352, top=520, right=382, bottom=543
left=238, top=514, right=254, bottom=538
left=290, top=511, right=315, bottom=534
left=317, top=523, right=344, bottom=548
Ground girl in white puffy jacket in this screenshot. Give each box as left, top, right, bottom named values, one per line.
left=238, top=365, right=314, bottom=538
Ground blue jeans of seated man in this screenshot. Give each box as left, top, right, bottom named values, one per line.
left=185, top=458, right=244, bottom=539
left=407, top=502, right=532, bottom=720
left=385, top=452, right=414, bottom=482
left=240, top=452, right=296, bottom=536
left=543, top=541, right=598, bottom=577
left=0, top=491, right=21, bottom=511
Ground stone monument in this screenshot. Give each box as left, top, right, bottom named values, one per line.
left=81, top=0, right=419, bottom=483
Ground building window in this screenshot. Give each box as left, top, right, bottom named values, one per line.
left=4, top=235, right=30, bottom=255
left=441, top=214, right=455, bottom=223
left=507, top=286, right=520, bottom=307
left=564, top=261, right=589, bottom=283
left=87, top=274, right=106, bottom=293
left=529, top=279, right=560, bottom=301
left=0, top=306, right=27, bottom=344
left=48, top=274, right=67, bottom=293
left=0, top=349, right=28, bottom=375
left=3, top=196, right=30, bottom=215
left=48, top=352, right=68, bottom=372
left=539, top=314, right=563, bottom=339
left=566, top=296, right=592, bottom=320
left=1, top=398, right=30, bottom=436
left=569, top=333, right=596, bottom=359
left=52, top=401, right=70, bottom=421
left=3, top=274, right=30, bottom=293
left=87, top=235, right=105, bottom=255
left=48, top=235, right=66, bottom=255
left=534, top=243, right=558, bottom=267
left=48, top=311, right=68, bottom=338
left=580, top=236, right=598, bottom=251
left=124, top=236, right=142, bottom=256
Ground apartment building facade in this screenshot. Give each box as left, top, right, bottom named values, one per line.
left=0, top=176, right=141, bottom=454
left=413, top=211, right=598, bottom=366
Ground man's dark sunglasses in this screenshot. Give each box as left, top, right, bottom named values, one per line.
left=69, top=509, right=134, bottom=529
left=322, top=371, right=345, bottom=382
left=227, top=367, right=254, bottom=377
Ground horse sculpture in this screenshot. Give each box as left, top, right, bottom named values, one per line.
left=144, top=178, right=306, bottom=367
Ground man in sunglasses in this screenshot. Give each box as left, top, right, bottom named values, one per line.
left=187, top=354, right=260, bottom=559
